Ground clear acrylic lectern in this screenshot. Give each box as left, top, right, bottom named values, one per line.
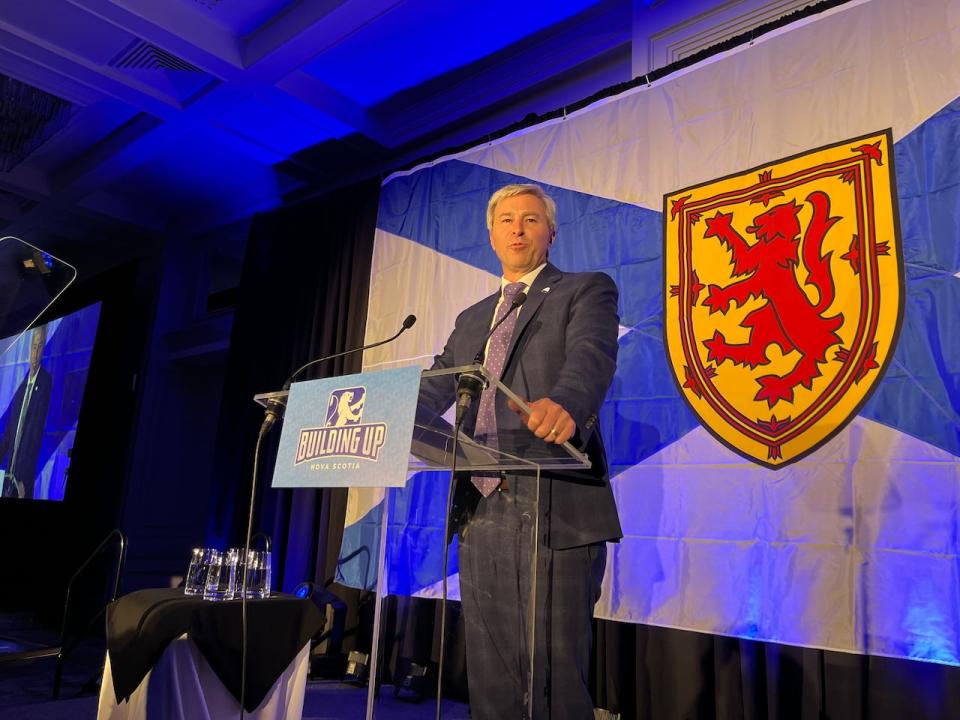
left=255, top=365, right=590, bottom=719
left=378, top=364, right=591, bottom=720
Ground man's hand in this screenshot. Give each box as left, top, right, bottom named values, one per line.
left=507, top=397, right=576, bottom=444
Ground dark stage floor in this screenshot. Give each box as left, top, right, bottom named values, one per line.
left=1, top=680, right=470, bottom=720
left=0, top=613, right=468, bottom=720
left=0, top=613, right=470, bottom=720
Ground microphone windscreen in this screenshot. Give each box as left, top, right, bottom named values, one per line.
left=514, top=292, right=527, bottom=306
left=402, top=314, right=417, bottom=329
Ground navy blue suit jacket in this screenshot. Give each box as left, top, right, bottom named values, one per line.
left=421, top=262, right=623, bottom=549
left=0, top=365, right=52, bottom=499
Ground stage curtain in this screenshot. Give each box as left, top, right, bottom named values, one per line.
left=207, top=178, right=379, bottom=599
left=593, top=620, right=960, bottom=719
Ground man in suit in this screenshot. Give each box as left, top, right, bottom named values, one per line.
left=0, top=325, right=52, bottom=499
left=420, top=184, right=622, bottom=719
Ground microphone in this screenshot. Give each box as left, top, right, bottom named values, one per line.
left=455, top=291, right=527, bottom=425
left=262, top=314, right=417, bottom=433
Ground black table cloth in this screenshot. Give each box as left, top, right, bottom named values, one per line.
left=106, top=588, right=323, bottom=712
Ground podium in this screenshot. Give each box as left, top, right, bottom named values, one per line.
left=258, top=363, right=591, bottom=719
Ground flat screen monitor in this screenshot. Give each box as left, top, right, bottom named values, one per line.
left=0, top=302, right=101, bottom=501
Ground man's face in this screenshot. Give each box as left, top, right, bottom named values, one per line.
left=489, top=193, right=554, bottom=281
left=29, top=330, right=44, bottom=371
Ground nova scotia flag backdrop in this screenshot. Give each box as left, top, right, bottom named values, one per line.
left=336, top=0, right=960, bottom=664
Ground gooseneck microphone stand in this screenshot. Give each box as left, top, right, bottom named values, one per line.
left=238, top=315, right=417, bottom=718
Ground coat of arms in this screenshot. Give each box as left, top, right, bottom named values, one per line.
left=664, top=130, right=903, bottom=467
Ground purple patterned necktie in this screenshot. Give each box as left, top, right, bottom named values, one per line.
left=472, top=281, right=526, bottom=496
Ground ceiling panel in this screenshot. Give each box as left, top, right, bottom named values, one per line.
left=302, top=0, right=602, bottom=105
left=214, top=90, right=354, bottom=155
left=0, top=2, right=136, bottom=65
left=102, top=126, right=287, bottom=214
left=22, top=98, right=140, bottom=173
left=178, top=0, right=299, bottom=37
left=0, top=0, right=648, bottom=239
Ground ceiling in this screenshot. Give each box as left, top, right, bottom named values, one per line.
left=0, top=0, right=638, bottom=254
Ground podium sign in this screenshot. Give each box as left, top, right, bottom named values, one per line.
left=255, top=362, right=594, bottom=720
left=272, top=366, right=420, bottom=489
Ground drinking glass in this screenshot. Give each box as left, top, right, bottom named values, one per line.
left=185, top=547, right=216, bottom=596
left=236, top=549, right=272, bottom=599
left=203, top=549, right=237, bottom=601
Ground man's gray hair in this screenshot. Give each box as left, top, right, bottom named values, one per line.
left=486, top=184, right=557, bottom=235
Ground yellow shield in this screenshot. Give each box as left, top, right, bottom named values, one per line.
left=664, top=130, right=903, bottom=468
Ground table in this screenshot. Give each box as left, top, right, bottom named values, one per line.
left=97, top=588, right=323, bottom=719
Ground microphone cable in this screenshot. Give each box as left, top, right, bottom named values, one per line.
left=436, top=414, right=463, bottom=720
left=238, top=424, right=267, bottom=720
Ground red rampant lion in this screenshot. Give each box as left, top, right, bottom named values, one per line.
left=700, top=191, right=842, bottom=408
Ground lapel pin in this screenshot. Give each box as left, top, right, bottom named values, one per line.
left=541, top=287, right=550, bottom=293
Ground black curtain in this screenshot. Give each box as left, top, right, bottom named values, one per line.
left=206, top=177, right=960, bottom=719
left=208, top=178, right=378, bottom=599
left=594, top=621, right=960, bottom=719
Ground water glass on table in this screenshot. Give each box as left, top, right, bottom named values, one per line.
left=203, top=549, right=238, bottom=601
left=236, top=549, right=272, bottom=599
left=185, top=547, right=217, bottom=596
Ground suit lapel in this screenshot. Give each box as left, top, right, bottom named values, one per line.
left=503, top=263, right=562, bottom=370
left=467, top=291, right=501, bottom=362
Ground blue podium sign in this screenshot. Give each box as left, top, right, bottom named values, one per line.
left=272, top=366, right=421, bottom=489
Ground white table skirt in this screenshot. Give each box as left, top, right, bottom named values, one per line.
left=97, top=634, right=310, bottom=720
